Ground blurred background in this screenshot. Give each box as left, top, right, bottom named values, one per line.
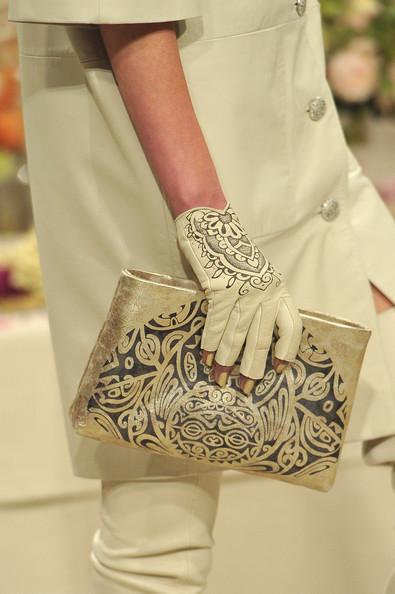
left=0, top=0, right=394, bottom=314
left=1, top=2, right=395, bottom=594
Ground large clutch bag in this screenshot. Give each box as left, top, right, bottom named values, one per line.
left=70, top=269, right=371, bottom=492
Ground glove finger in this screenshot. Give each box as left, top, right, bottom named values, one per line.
left=215, top=293, right=263, bottom=368
left=200, top=288, right=237, bottom=353
left=239, top=300, right=278, bottom=380
left=274, top=296, right=303, bottom=362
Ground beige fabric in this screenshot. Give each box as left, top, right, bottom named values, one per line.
left=362, top=306, right=395, bottom=466
left=91, top=472, right=222, bottom=594
left=3, top=445, right=395, bottom=594
left=8, top=0, right=202, bottom=25
left=206, top=457, right=395, bottom=594
left=12, top=0, right=395, bottom=480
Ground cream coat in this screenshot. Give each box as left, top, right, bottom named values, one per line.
left=8, top=0, right=395, bottom=480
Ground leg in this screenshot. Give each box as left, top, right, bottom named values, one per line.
left=91, top=471, right=222, bottom=594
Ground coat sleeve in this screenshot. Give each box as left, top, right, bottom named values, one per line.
left=346, top=145, right=395, bottom=305
left=7, top=0, right=202, bottom=25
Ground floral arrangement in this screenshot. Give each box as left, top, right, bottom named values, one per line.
left=321, top=0, right=395, bottom=136
left=0, top=227, right=45, bottom=310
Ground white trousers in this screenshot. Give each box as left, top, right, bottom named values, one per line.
left=91, top=308, right=395, bottom=594
left=91, top=471, right=223, bottom=594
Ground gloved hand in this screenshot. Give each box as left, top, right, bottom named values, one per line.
left=175, top=201, right=303, bottom=394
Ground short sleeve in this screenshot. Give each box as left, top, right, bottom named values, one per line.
left=8, top=0, right=202, bottom=25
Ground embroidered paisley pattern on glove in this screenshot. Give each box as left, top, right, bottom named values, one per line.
left=175, top=202, right=303, bottom=377
left=183, top=204, right=283, bottom=296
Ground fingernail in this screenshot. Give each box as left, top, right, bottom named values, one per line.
left=217, top=372, right=228, bottom=387
left=205, top=352, right=214, bottom=366
left=242, top=379, right=255, bottom=395
left=275, top=363, right=287, bottom=374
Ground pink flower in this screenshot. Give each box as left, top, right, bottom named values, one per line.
left=342, top=0, right=382, bottom=30
left=388, top=60, right=395, bottom=90
left=327, top=38, right=380, bottom=103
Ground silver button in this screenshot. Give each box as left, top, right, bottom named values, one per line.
left=320, top=198, right=340, bottom=222
left=307, top=97, right=327, bottom=121
left=295, top=0, right=306, bottom=16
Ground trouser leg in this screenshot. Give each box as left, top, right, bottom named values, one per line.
left=361, top=306, right=395, bottom=593
left=91, top=470, right=223, bottom=594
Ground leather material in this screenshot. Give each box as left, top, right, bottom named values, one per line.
left=70, top=269, right=371, bottom=491
left=175, top=202, right=303, bottom=378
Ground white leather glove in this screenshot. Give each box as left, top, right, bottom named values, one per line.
left=175, top=201, right=303, bottom=388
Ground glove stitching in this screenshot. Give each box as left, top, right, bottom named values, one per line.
left=275, top=296, right=296, bottom=361
left=240, top=303, right=262, bottom=378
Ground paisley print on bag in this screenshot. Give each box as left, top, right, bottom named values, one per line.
left=87, top=298, right=347, bottom=481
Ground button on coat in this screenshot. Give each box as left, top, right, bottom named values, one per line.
left=295, top=0, right=307, bottom=17
left=307, top=96, right=327, bottom=120
left=320, top=198, right=340, bottom=222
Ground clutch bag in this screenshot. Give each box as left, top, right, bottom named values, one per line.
left=70, top=268, right=371, bottom=492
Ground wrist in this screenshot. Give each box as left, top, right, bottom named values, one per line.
left=167, top=190, right=228, bottom=219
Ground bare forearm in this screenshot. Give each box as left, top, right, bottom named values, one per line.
left=99, top=22, right=227, bottom=218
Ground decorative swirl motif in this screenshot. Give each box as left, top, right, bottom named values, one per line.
left=87, top=299, right=350, bottom=485
left=184, top=205, right=283, bottom=295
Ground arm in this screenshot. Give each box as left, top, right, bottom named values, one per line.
left=99, top=22, right=303, bottom=392
left=99, top=22, right=227, bottom=218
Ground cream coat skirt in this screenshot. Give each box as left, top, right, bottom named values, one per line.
left=11, top=0, right=395, bottom=480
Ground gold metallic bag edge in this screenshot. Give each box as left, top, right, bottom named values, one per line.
left=69, top=268, right=372, bottom=492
